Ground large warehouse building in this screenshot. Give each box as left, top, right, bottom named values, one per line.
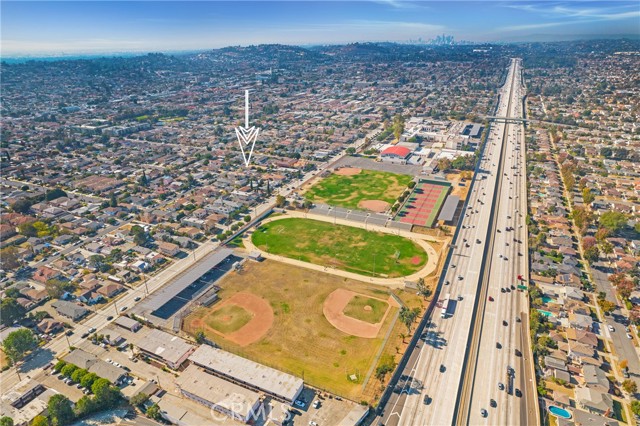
left=188, top=345, right=304, bottom=404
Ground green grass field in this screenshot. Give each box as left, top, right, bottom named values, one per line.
left=343, top=296, right=389, bottom=324
left=205, top=305, right=253, bottom=334
left=305, top=169, right=412, bottom=209
left=252, top=218, right=427, bottom=277
left=183, top=260, right=424, bottom=401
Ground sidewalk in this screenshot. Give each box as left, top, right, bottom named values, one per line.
left=243, top=211, right=443, bottom=288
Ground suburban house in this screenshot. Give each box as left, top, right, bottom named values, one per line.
left=51, top=300, right=88, bottom=321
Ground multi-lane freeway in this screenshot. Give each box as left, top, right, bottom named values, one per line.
left=461, top=59, right=537, bottom=426
left=378, top=58, right=537, bottom=426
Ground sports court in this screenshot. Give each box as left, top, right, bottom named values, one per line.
left=395, top=179, right=451, bottom=228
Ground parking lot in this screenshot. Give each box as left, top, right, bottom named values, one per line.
left=289, top=388, right=367, bottom=426
left=332, top=155, right=423, bottom=176
left=309, top=203, right=391, bottom=228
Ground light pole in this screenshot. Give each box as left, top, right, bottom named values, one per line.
left=372, top=253, right=377, bottom=277
left=143, top=274, right=149, bottom=295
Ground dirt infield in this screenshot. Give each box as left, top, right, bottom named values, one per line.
left=323, top=289, right=398, bottom=338
left=187, top=292, right=273, bottom=346
left=334, top=167, right=362, bottom=176
left=358, top=199, right=390, bottom=213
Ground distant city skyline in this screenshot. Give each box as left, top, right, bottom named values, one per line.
left=2, top=1, right=639, bottom=56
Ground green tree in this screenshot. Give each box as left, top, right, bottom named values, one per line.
left=45, top=279, right=73, bottom=299
left=0, top=247, right=20, bottom=270
left=0, top=417, right=14, bottom=426
left=399, top=306, right=420, bottom=333
left=416, top=278, right=432, bottom=300
left=275, top=195, right=286, bottom=208
left=11, top=199, right=32, bottom=214
left=18, top=222, right=38, bottom=237
left=109, top=192, right=117, bottom=208
left=581, top=188, right=595, bottom=204
left=2, top=328, right=37, bottom=364
left=32, top=416, right=49, bottom=426
left=631, top=401, right=640, bottom=417
left=71, top=368, right=88, bottom=383
left=583, top=246, right=600, bottom=264
left=346, top=147, right=356, bottom=155
left=91, top=378, right=120, bottom=407
left=622, top=379, right=637, bottom=394
left=80, top=372, right=98, bottom=389
left=75, top=396, right=96, bottom=417
left=54, top=360, right=67, bottom=372
left=130, top=392, right=150, bottom=407
left=48, top=394, right=75, bottom=426
left=195, top=331, right=206, bottom=344
left=437, top=158, right=451, bottom=171
left=599, top=211, right=627, bottom=233
left=392, top=114, right=405, bottom=141
left=45, top=188, right=67, bottom=201
left=146, top=404, right=162, bottom=420
left=598, top=299, right=616, bottom=315
left=61, top=364, right=77, bottom=378
left=0, top=298, right=26, bottom=326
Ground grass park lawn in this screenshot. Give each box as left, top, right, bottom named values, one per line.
left=205, top=305, right=253, bottom=334
left=343, top=296, right=389, bottom=324
left=251, top=218, right=427, bottom=277
left=184, top=260, right=423, bottom=401
left=305, top=169, right=412, bottom=209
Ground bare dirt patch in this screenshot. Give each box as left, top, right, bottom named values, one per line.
left=335, top=167, right=362, bottom=176
left=323, top=289, right=398, bottom=338
left=358, top=199, right=390, bottom=213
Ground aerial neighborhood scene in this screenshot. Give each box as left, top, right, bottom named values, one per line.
left=0, top=1, right=639, bottom=426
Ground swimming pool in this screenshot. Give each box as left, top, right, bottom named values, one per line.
left=537, top=309, right=555, bottom=318
left=549, top=405, right=572, bottom=419
left=542, top=296, right=554, bottom=304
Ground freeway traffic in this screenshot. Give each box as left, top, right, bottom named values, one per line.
left=377, top=58, right=537, bottom=426
left=463, top=58, right=537, bottom=425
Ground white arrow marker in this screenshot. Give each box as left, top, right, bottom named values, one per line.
left=234, top=90, right=260, bottom=167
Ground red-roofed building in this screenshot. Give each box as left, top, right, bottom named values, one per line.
left=380, top=146, right=412, bottom=164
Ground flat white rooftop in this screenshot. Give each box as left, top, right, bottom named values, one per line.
left=189, top=345, right=303, bottom=402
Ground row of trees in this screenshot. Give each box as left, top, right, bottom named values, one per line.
left=44, top=361, right=123, bottom=425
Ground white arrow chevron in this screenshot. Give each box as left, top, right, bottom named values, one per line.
left=234, top=90, right=260, bottom=167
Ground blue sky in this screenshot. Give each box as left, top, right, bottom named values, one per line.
left=2, top=1, right=639, bottom=55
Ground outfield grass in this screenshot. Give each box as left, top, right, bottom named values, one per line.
left=343, top=296, right=388, bottom=324
left=184, top=260, right=423, bottom=401
left=252, top=218, right=427, bottom=277
left=205, top=305, right=253, bottom=334
left=305, top=169, right=412, bottom=209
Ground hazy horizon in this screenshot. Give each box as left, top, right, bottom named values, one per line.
left=2, top=1, right=639, bottom=56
